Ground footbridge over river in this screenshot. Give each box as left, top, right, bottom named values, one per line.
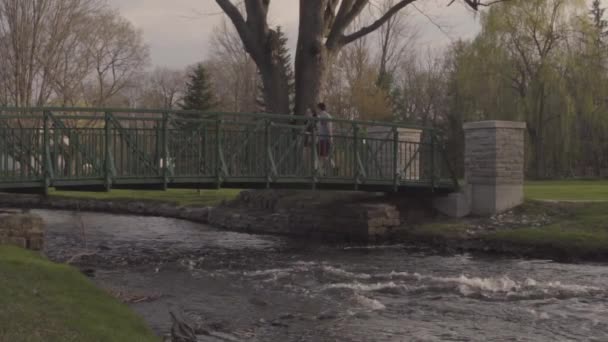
left=0, top=107, right=459, bottom=195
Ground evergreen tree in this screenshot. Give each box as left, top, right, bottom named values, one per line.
left=256, top=26, right=295, bottom=113
left=180, top=63, right=216, bottom=112
left=176, top=63, right=216, bottom=129
left=591, top=0, right=607, bottom=35
left=587, top=0, right=608, bottom=69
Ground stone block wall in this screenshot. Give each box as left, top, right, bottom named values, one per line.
left=208, top=203, right=401, bottom=241
left=208, top=190, right=404, bottom=241
left=0, top=210, right=45, bottom=250
left=463, top=121, right=526, bottom=215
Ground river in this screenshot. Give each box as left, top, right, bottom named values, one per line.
left=36, top=209, right=608, bottom=342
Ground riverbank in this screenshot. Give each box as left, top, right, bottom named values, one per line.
left=49, top=188, right=242, bottom=206
left=406, top=201, right=608, bottom=262
left=32, top=209, right=608, bottom=341
left=1, top=181, right=607, bottom=262
left=0, top=245, right=158, bottom=342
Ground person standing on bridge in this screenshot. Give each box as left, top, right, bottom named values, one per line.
left=316, top=102, right=334, bottom=175
left=304, top=108, right=316, bottom=148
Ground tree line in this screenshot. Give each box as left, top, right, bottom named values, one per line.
left=443, top=0, right=608, bottom=178
left=2, top=0, right=607, bottom=179
left=207, top=0, right=608, bottom=179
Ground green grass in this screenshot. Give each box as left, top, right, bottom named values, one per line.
left=483, top=202, right=608, bottom=257
left=50, top=188, right=241, bottom=206
left=525, top=180, right=608, bottom=201
left=411, top=200, right=608, bottom=259
left=0, top=246, right=159, bottom=342
left=407, top=222, right=470, bottom=240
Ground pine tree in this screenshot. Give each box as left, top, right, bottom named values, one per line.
left=180, top=63, right=216, bottom=112
left=256, top=26, right=295, bottom=113
left=591, top=0, right=608, bottom=35
left=175, top=63, right=216, bottom=129
left=588, top=0, right=608, bottom=68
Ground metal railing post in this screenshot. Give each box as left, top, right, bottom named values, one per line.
left=353, top=122, right=359, bottom=191
left=430, top=131, right=436, bottom=191
left=104, top=112, right=112, bottom=192
left=162, top=112, right=169, bottom=190
left=393, top=126, right=399, bottom=192
left=215, top=116, right=222, bottom=189
left=42, top=111, right=51, bottom=195
left=264, top=119, right=271, bottom=188
left=311, top=117, right=317, bottom=190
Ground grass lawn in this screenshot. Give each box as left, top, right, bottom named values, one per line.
left=525, top=180, right=608, bottom=201
left=50, top=188, right=242, bottom=206
left=483, top=202, right=608, bottom=257
left=0, top=246, right=159, bottom=342
left=411, top=200, right=608, bottom=260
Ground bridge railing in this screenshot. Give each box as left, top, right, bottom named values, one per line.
left=0, top=107, right=458, bottom=193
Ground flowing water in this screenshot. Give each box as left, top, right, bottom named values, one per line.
left=36, top=209, right=608, bottom=342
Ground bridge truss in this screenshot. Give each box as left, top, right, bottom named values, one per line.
left=0, top=107, right=458, bottom=194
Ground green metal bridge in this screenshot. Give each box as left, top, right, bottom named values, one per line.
left=0, top=107, right=458, bottom=194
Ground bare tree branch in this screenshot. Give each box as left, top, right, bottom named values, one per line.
left=339, top=0, right=416, bottom=47
left=214, top=0, right=257, bottom=56
left=340, top=0, right=507, bottom=47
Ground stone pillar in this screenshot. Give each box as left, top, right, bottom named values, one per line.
left=463, top=121, right=526, bottom=216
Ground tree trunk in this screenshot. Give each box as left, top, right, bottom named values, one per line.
left=259, top=59, right=290, bottom=114
left=294, top=1, right=331, bottom=116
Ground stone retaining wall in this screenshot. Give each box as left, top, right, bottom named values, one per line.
left=0, top=190, right=436, bottom=242
left=0, top=210, right=44, bottom=250
left=209, top=202, right=401, bottom=241
left=209, top=190, right=432, bottom=241
left=0, top=193, right=211, bottom=224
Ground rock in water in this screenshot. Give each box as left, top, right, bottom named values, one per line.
left=169, top=308, right=197, bottom=342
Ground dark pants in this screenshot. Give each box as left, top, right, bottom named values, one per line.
left=318, top=139, right=331, bottom=157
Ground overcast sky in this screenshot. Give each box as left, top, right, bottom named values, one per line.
left=107, top=0, right=485, bottom=69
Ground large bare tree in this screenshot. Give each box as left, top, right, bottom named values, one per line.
left=214, top=0, right=495, bottom=115
left=0, top=0, right=103, bottom=107
left=375, top=0, right=418, bottom=87
left=0, top=0, right=149, bottom=108
left=206, top=20, right=260, bottom=112
left=84, top=9, right=149, bottom=106
left=139, top=67, right=186, bottom=109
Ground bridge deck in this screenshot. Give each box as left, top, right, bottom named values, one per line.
left=0, top=107, right=458, bottom=194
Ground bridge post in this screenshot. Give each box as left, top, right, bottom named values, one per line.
left=162, top=112, right=169, bottom=190
left=352, top=123, right=359, bottom=191
left=434, top=120, right=525, bottom=217
left=392, top=127, right=399, bottom=192
left=215, top=117, right=222, bottom=189
left=104, top=112, right=112, bottom=192
left=264, top=119, right=271, bottom=189
left=464, top=121, right=526, bottom=216
left=430, top=132, right=436, bottom=191
left=42, top=111, right=50, bottom=196
left=310, top=118, right=317, bottom=190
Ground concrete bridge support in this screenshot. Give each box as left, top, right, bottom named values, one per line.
left=435, top=120, right=526, bottom=217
